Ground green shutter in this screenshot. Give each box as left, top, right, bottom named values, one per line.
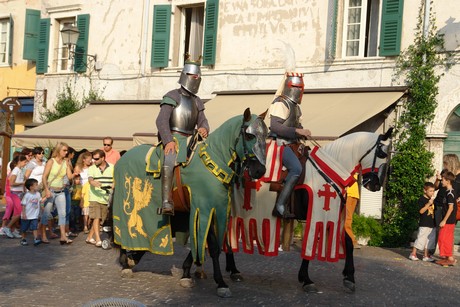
left=74, top=14, right=90, bottom=73
left=151, top=5, right=171, bottom=68
left=379, top=0, right=404, bottom=56
left=8, top=15, right=13, bottom=66
left=329, top=0, right=339, bottom=59
left=36, top=18, right=50, bottom=74
left=23, top=9, right=40, bottom=61
left=202, top=0, right=218, bottom=66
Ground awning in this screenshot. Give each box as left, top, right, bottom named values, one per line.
left=12, top=88, right=405, bottom=151
left=205, top=89, right=405, bottom=138
left=12, top=102, right=161, bottom=151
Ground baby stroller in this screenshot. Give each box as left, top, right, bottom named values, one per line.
left=100, top=186, right=114, bottom=250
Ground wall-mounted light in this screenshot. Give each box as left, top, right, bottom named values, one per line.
left=60, top=25, right=97, bottom=62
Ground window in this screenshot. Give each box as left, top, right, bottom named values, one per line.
left=0, top=17, right=12, bottom=65
left=54, top=18, right=76, bottom=72
left=342, top=0, right=380, bottom=58
left=177, top=5, right=204, bottom=66
left=150, top=0, right=218, bottom=68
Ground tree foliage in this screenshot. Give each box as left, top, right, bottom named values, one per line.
left=382, top=1, right=450, bottom=246
left=40, top=80, right=105, bottom=123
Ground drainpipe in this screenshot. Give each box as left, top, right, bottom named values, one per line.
left=422, top=0, right=430, bottom=63
left=140, top=0, right=150, bottom=76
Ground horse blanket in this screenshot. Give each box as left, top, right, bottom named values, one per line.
left=229, top=146, right=356, bottom=261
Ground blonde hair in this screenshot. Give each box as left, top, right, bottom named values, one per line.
left=75, top=151, right=92, bottom=170
left=443, top=154, right=460, bottom=174
left=51, top=142, right=69, bottom=159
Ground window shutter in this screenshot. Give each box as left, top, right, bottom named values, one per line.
left=36, top=18, right=50, bottom=74
left=74, top=14, right=90, bottom=73
left=379, top=0, right=404, bottom=56
left=23, top=9, right=40, bottom=61
left=151, top=5, right=171, bottom=68
left=202, top=0, right=218, bottom=66
left=327, top=0, right=339, bottom=59
left=8, top=15, right=13, bottom=66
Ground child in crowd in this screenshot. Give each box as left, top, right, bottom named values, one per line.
left=70, top=174, right=82, bottom=232
left=80, top=181, right=90, bottom=233
left=20, top=178, right=46, bottom=246
left=409, top=182, right=436, bottom=261
left=436, top=171, right=458, bottom=266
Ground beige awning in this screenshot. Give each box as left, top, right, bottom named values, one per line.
left=12, top=89, right=405, bottom=151
left=12, top=102, right=160, bottom=151
left=205, top=90, right=405, bottom=138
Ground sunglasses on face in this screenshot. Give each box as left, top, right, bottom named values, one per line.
left=93, top=157, right=101, bottom=161
left=103, top=144, right=112, bottom=147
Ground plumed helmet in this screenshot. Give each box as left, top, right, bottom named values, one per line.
left=178, top=55, right=202, bottom=94
left=281, top=72, right=304, bottom=104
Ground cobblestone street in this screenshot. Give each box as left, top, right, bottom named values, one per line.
left=1, top=231, right=459, bottom=307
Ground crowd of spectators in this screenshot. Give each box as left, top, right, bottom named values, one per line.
left=0, top=137, right=120, bottom=247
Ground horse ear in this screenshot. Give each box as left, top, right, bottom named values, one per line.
left=259, top=109, right=268, bottom=120
left=244, top=108, right=252, bottom=122
left=381, top=127, right=393, bottom=141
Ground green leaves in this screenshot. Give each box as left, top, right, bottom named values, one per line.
left=383, top=1, right=448, bottom=247
left=40, top=81, right=105, bottom=123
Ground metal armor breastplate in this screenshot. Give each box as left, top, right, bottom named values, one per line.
left=269, top=96, right=302, bottom=144
left=281, top=97, right=302, bottom=128
left=169, top=94, right=199, bottom=135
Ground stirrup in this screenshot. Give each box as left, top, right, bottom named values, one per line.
left=159, top=202, right=174, bottom=216
left=272, top=207, right=295, bottom=219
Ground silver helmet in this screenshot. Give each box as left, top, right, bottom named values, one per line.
left=178, top=61, right=202, bottom=94
left=281, top=72, right=304, bottom=104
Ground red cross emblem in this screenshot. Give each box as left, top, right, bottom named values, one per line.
left=317, top=183, right=337, bottom=211
left=243, top=179, right=262, bottom=211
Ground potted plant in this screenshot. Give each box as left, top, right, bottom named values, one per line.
left=352, top=214, right=383, bottom=246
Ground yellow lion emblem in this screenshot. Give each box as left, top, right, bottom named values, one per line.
left=123, top=175, right=154, bottom=238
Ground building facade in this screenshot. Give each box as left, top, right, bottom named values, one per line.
left=1, top=0, right=459, bottom=215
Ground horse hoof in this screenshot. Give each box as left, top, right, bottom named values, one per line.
left=343, top=279, right=356, bottom=293
left=170, top=265, right=183, bottom=278
left=302, top=283, right=320, bottom=293
left=179, top=278, right=195, bottom=288
left=230, top=273, right=244, bottom=282
left=194, top=270, right=207, bottom=279
left=217, top=287, right=232, bottom=298
left=121, top=269, right=133, bottom=278
left=127, top=258, right=136, bottom=268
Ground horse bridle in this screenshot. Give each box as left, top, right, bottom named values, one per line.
left=359, top=136, right=389, bottom=189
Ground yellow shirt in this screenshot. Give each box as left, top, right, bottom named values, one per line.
left=81, top=182, right=90, bottom=208
left=346, top=175, right=360, bottom=199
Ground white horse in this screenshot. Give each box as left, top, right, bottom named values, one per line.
left=227, top=129, right=392, bottom=292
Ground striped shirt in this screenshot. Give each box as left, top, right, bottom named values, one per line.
left=88, top=163, right=114, bottom=204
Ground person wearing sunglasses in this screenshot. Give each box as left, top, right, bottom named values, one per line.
left=41, top=142, right=75, bottom=244
left=102, top=137, right=120, bottom=165
left=85, top=149, right=114, bottom=247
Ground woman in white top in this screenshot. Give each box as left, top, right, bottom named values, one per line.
left=24, top=147, right=46, bottom=187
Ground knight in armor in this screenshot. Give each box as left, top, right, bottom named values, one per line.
left=156, top=59, right=210, bottom=215
left=268, top=72, right=311, bottom=219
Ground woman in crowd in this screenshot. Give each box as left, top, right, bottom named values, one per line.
left=1, top=155, right=28, bottom=238
left=73, top=151, right=92, bottom=233
left=41, top=142, right=75, bottom=244
left=24, top=147, right=46, bottom=187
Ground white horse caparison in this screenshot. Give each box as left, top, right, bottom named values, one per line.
left=227, top=129, right=392, bottom=293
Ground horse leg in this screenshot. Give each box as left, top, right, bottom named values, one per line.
left=342, top=233, right=356, bottom=292
left=119, top=249, right=145, bottom=278
left=179, top=251, right=195, bottom=288
left=298, top=259, right=320, bottom=293
left=225, top=247, right=243, bottom=282
left=207, top=225, right=232, bottom=298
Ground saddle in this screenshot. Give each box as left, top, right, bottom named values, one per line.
left=145, top=131, right=203, bottom=213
